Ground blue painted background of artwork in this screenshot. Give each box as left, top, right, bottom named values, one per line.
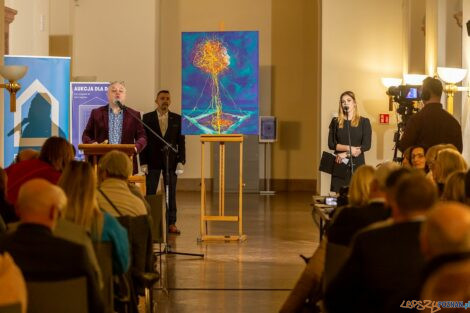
left=3, top=56, right=70, bottom=166
left=181, top=31, right=259, bottom=135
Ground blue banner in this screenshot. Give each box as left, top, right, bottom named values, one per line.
left=3, top=56, right=70, bottom=166
left=70, top=82, right=109, bottom=160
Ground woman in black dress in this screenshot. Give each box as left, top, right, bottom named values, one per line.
left=328, top=91, right=372, bottom=192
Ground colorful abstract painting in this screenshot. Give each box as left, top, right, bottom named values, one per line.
left=182, top=31, right=259, bottom=135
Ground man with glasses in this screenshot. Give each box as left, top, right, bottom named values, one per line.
left=82, top=81, right=147, bottom=173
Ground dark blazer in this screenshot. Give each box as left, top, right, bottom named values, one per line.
left=327, top=201, right=391, bottom=246
left=325, top=220, right=426, bottom=313
left=82, top=104, right=147, bottom=153
left=140, top=111, right=185, bottom=171
left=0, top=223, right=105, bottom=313
left=399, top=102, right=463, bottom=153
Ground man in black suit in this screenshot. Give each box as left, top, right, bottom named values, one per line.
left=399, top=77, right=463, bottom=153
left=0, top=179, right=104, bottom=313
left=325, top=171, right=437, bottom=313
left=141, top=90, right=185, bottom=234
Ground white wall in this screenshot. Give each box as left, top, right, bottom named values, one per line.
left=71, top=0, right=157, bottom=111
left=5, top=0, right=49, bottom=55
left=320, top=0, right=404, bottom=194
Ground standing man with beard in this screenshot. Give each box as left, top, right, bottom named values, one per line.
left=141, top=90, right=185, bottom=234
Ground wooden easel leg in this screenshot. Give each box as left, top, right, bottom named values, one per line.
left=200, top=142, right=205, bottom=238
left=239, top=141, right=243, bottom=237
left=221, top=142, right=225, bottom=216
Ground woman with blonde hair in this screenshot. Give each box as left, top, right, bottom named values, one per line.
left=433, top=149, right=467, bottom=195
left=347, top=165, right=376, bottom=207
left=58, top=160, right=129, bottom=274
left=441, top=171, right=466, bottom=203
left=328, top=91, right=372, bottom=192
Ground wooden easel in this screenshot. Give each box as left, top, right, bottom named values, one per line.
left=199, top=134, right=247, bottom=241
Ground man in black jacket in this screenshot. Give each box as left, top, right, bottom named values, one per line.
left=399, top=77, right=463, bottom=153
left=325, top=171, right=437, bottom=313
left=0, top=179, right=104, bottom=313
left=141, top=90, right=186, bottom=234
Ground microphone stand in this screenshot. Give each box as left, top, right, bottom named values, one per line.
left=118, top=102, right=203, bottom=259
left=345, top=110, right=354, bottom=177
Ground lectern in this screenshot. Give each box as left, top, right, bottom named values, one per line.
left=78, top=144, right=145, bottom=193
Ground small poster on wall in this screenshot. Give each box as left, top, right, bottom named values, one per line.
left=181, top=31, right=259, bottom=135
left=70, top=82, right=109, bottom=160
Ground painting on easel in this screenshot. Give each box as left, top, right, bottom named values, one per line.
left=181, top=31, right=259, bottom=135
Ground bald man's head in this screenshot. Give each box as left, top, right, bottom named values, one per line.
left=421, top=202, right=470, bottom=259
left=16, top=179, right=67, bottom=229
left=15, top=149, right=39, bottom=163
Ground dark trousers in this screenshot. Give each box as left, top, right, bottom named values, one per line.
left=146, top=168, right=178, bottom=226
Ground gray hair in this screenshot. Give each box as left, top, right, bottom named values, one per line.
left=99, top=150, right=132, bottom=179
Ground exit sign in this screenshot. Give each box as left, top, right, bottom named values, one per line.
left=379, top=114, right=390, bottom=124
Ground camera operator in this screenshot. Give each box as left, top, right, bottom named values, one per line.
left=399, top=77, right=462, bottom=153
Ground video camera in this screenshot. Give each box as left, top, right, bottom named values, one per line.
left=386, top=85, right=422, bottom=162
left=387, top=85, right=422, bottom=102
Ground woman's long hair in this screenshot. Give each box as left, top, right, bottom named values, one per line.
left=337, top=91, right=360, bottom=128
left=39, top=136, right=75, bottom=171
left=433, top=149, right=468, bottom=184
left=348, top=165, right=375, bottom=207
left=58, top=161, right=103, bottom=240
left=442, top=171, right=466, bottom=203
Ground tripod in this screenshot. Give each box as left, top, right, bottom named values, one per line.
left=116, top=101, right=203, bottom=258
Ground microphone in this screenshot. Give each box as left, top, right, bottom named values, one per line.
left=113, top=100, right=126, bottom=110
left=342, top=106, right=349, bottom=114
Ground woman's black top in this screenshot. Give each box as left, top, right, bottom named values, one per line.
left=327, top=116, right=372, bottom=191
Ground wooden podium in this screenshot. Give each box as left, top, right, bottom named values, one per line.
left=199, top=134, right=246, bottom=242
left=78, top=144, right=146, bottom=193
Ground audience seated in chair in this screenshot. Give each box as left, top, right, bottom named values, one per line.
left=420, top=202, right=470, bottom=299
left=432, top=148, right=466, bottom=195
left=327, top=162, right=399, bottom=246
left=0, top=252, right=26, bottom=313
left=441, top=171, right=466, bottom=203
left=0, top=168, right=17, bottom=225
left=5, top=137, right=74, bottom=205
left=13, top=149, right=39, bottom=164
left=58, top=160, right=130, bottom=275
left=0, top=179, right=104, bottom=313
left=97, top=150, right=148, bottom=217
left=325, top=170, right=437, bottom=313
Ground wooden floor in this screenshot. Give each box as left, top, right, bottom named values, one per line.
left=154, top=191, right=318, bottom=313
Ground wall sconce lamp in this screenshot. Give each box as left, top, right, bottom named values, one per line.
left=437, top=67, right=467, bottom=115
left=381, top=78, right=402, bottom=111
left=0, top=65, right=28, bottom=112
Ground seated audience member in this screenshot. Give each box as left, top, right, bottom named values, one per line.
left=327, top=162, right=399, bottom=246
left=419, top=202, right=470, bottom=304
left=97, top=150, right=147, bottom=217
left=58, top=160, right=130, bottom=274
left=426, top=144, right=458, bottom=183
left=441, top=171, right=466, bottom=203
left=0, top=252, right=26, bottom=313
left=14, top=149, right=39, bottom=164
left=5, top=136, right=74, bottom=205
left=0, top=167, right=17, bottom=225
left=410, top=146, right=427, bottom=171
left=433, top=148, right=467, bottom=195
left=0, top=179, right=104, bottom=313
left=325, top=170, right=437, bottom=313
left=401, top=147, right=412, bottom=168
